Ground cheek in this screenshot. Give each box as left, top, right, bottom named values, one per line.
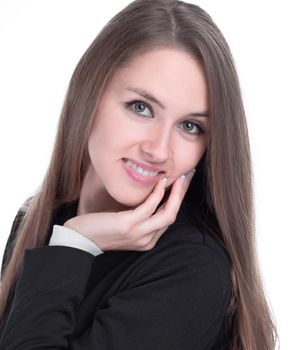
left=87, top=123, right=115, bottom=171
left=88, top=133, right=101, bottom=171
left=174, top=142, right=206, bottom=176
left=98, top=111, right=143, bottom=150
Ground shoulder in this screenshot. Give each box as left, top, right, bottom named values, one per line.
left=128, top=218, right=232, bottom=302
left=119, top=220, right=232, bottom=346
left=138, top=201, right=233, bottom=312
left=9, top=196, right=34, bottom=236
left=1, top=196, right=34, bottom=275
left=163, top=200, right=231, bottom=273
left=9, top=196, right=34, bottom=232
left=158, top=220, right=231, bottom=282
left=19, top=196, right=34, bottom=212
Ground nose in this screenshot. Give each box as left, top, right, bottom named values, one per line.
left=140, top=126, right=172, bottom=163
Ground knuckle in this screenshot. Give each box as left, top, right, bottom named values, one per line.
left=141, top=236, right=151, bottom=247
left=146, top=241, right=156, bottom=250
left=167, top=213, right=177, bottom=225
left=137, top=236, right=153, bottom=250
left=143, top=205, right=155, bottom=218
left=138, top=245, right=150, bottom=252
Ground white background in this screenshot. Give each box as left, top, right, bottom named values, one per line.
left=0, top=1, right=296, bottom=348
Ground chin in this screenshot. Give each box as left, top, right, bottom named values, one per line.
left=108, top=185, right=153, bottom=209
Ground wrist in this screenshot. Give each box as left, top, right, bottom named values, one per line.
left=63, top=217, right=76, bottom=230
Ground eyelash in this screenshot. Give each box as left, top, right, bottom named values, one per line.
left=125, top=99, right=205, bottom=136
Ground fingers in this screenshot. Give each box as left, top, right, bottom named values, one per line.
left=136, top=226, right=168, bottom=251
left=139, top=169, right=195, bottom=233
left=71, top=170, right=194, bottom=253
left=132, top=177, right=168, bottom=221
left=118, top=169, right=194, bottom=252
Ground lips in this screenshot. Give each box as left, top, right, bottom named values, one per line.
left=122, top=158, right=165, bottom=185
left=122, top=158, right=165, bottom=174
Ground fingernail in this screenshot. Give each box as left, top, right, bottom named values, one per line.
left=162, top=177, right=168, bottom=187
left=178, top=175, right=186, bottom=185
left=180, top=169, right=196, bottom=184
left=188, top=168, right=196, bottom=179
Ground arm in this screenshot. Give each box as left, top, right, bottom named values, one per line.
left=0, top=246, right=94, bottom=349
left=0, top=229, right=231, bottom=350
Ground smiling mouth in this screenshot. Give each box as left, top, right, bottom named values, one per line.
left=123, top=158, right=163, bottom=177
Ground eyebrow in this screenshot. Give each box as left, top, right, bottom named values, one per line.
left=126, top=87, right=209, bottom=117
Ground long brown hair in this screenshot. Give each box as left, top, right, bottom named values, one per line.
left=0, top=0, right=277, bottom=348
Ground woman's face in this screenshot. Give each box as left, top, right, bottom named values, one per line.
left=87, top=47, right=210, bottom=208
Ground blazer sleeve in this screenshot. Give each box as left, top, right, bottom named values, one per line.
left=0, top=229, right=231, bottom=350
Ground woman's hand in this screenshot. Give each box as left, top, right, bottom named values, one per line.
left=63, top=170, right=195, bottom=252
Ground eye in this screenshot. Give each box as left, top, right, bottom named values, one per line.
left=180, top=120, right=204, bottom=135
left=126, top=100, right=153, bottom=118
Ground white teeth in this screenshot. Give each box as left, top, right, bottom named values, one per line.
left=126, top=160, right=159, bottom=177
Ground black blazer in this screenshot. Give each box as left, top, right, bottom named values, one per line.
left=0, top=199, right=232, bottom=349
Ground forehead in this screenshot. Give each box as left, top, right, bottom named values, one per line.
left=108, top=48, right=209, bottom=110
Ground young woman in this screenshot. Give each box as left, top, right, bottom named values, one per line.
left=0, top=0, right=277, bottom=349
